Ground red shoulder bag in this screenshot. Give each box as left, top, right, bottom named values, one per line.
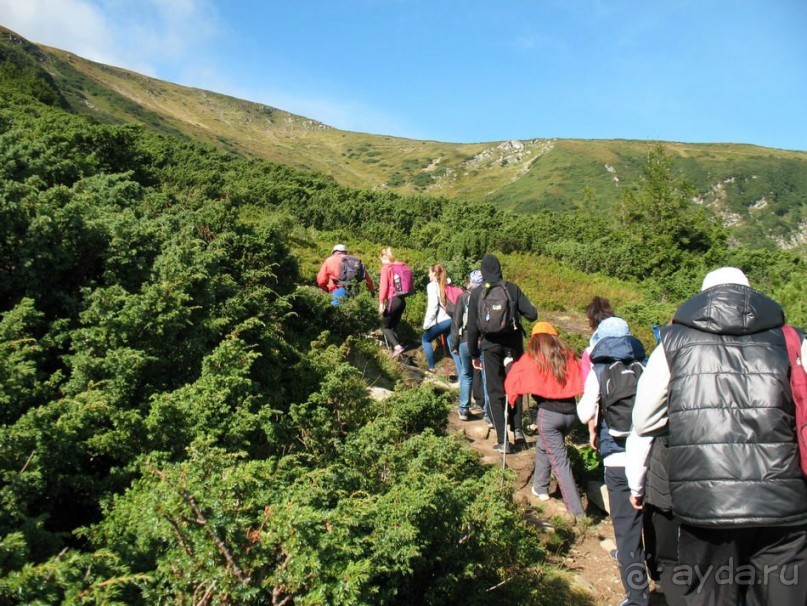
left=782, top=324, right=807, bottom=476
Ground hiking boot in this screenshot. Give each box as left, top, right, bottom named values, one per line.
left=530, top=486, right=550, bottom=501
left=492, top=442, right=512, bottom=454
left=483, top=416, right=495, bottom=429
left=458, top=409, right=470, bottom=421
left=391, top=345, right=405, bottom=358
left=513, top=429, right=526, bottom=443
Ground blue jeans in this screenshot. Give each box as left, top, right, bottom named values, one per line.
left=330, top=287, right=349, bottom=306
left=458, top=341, right=475, bottom=412
left=421, top=319, right=453, bottom=370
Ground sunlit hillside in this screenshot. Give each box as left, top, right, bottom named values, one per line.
left=2, top=24, right=807, bottom=249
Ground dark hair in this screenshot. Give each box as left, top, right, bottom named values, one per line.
left=585, top=296, right=614, bottom=330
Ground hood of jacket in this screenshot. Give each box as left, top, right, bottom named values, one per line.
left=590, top=334, right=646, bottom=363
left=480, top=254, right=503, bottom=284
left=590, top=316, right=630, bottom=348
left=673, top=284, right=784, bottom=336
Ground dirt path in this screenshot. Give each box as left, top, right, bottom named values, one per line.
left=445, top=406, right=645, bottom=605
left=392, top=310, right=666, bottom=604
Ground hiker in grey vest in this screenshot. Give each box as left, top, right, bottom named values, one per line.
left=632, top=267, right=807, bottom=606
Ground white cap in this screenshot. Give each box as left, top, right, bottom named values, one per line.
left=701, top=267, right=750, bottom=291
left=332, top=244, right=347, bottom=253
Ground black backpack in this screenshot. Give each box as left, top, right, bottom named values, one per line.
left=600, top=359, right=644, bottom=437
left=338, top=255, right=365, bottom=289
left=457, top=291, right=472, bottom=338
left=476, top=281, right=517, bottom=336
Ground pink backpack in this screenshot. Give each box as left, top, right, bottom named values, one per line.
left=782, top=324, right=807, bottom=476
left=389, top=262, right=414, bottom=298
left=444, top=283, right=465, bottom=317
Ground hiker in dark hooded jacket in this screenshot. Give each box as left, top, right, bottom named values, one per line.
left=467, top=254, right=537, bottom=452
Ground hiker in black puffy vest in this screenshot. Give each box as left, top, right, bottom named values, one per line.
left=467, top=253, right=537, bottom=452
left=632, top=267, right=807, bottom=606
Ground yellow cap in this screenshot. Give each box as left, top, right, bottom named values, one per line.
left=531, top=321, right=558, bottom=336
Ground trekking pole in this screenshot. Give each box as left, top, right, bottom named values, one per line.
left=501, top=352, right=515, bottom=470
left=439, top=333, right=449, bottom=377
left=502, top=394, right=509, bottom=470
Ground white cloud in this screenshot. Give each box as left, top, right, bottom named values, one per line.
left=0, top=0, right=415, bottom=138
left=0, top=0, right=120, bottom=64
left=122, top=0, right=220, bottom=64
left=511, top=33, right=563, bottom=52
left=0, top=0, right=219, bottom=76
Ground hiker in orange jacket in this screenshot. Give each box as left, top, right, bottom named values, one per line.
left=316, top=244, right=374, bottom=305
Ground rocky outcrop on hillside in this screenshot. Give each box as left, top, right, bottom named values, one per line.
left=461, top=138, right=554, bottom=173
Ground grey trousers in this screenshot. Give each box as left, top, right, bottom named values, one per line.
left=533, top=408, right=585, bottom=518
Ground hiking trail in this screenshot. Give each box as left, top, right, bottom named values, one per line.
left=391, top=311, right=666, bottom=605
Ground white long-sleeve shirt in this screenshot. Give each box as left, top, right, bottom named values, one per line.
left=422, top=280, right=451, bottom=330
left=625, top=345, right=683, bottom=496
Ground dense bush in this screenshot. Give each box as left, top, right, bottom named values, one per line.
left=0, top=91, right=563, bottom=603
left=1, top=78, right=805, bottom=603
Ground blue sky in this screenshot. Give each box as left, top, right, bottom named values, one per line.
left=2, top=0, right=806, bottom=150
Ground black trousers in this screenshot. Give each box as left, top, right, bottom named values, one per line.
left=381, top=296, right=405, bottom=349
left=644, top=505, right=685, bottom=606
left=472, top=366, right=484, bottom=406
left=481, top=344, right=522, bottom=444
left=675, top=523, right=807, bottom=606
left=605, top=466, right=649, bottom=606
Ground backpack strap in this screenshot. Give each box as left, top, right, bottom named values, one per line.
left=783, top=324, right=803, bottom=368
left=501, top=281, right=519, bottom=332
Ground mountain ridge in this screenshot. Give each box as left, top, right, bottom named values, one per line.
left=2, top=24, right=806, bottom=249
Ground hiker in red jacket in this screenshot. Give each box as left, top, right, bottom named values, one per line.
left=377, top=247, right=410, bottom=357
left=505, top=322, right=585, bottom=519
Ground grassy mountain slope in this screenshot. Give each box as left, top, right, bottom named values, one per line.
left=3, top=24, right=806, bottom=249
left=5, top=24, right=807, bottom=606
